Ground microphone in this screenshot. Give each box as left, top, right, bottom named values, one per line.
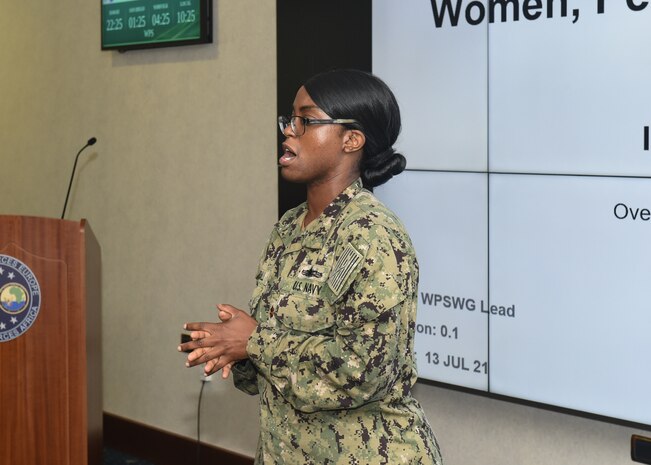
left=61, top=137, right=97, bottom=219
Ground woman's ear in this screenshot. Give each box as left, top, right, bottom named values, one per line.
left=343, top=129, right=366, bottom=153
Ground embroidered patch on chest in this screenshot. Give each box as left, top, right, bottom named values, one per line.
left=291, top=279, right=324, bottom=296
left=327, top=243, right=364, bottom=296
left=298, top=263, right=327, bottom=281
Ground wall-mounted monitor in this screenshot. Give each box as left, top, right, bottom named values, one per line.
left=373, top=0, right=651, bottom=429
left=101, top=0, right=212, bottom=51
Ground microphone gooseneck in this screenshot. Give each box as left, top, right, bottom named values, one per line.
left=60, top=137, right=97, bottom=219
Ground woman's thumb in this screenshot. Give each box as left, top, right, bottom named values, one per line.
left=216, top=303, right=236, bottom=321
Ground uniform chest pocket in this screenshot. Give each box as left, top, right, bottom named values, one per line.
left=275, top=279, right=334, bottom=333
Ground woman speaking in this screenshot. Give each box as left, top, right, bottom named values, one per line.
left=180, top=69, right=443, bottom=465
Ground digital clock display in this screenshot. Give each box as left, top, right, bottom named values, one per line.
left=101, top=0, right=211, bottom=51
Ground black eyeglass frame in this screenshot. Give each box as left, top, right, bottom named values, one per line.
left=278, top=115, right=359, bottom=136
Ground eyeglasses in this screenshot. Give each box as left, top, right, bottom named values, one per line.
left=278, top=115, right=359, bottom=136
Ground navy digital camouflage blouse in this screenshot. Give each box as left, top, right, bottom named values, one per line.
left=233, top=179, right=443, bottom=465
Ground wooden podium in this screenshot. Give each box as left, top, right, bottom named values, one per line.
left=0, top=216, right=102, bottom=465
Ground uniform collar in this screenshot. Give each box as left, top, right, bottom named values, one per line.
left=276, top=178, right=364, bottom=249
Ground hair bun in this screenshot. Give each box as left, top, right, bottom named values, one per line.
left=390, top=152, right=406, bottom=175
left=361, top=148, right=406, bottom=188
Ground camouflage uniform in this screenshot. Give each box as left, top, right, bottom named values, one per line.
left=233, top=179, right=442, bottom=465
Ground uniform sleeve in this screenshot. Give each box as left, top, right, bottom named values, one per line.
left=231, top=360, right=259, bottom=395
left=232, top=233, right=280, bottom=396
left=246, top=225, right=412, bottom=413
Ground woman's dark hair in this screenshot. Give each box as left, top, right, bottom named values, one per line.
left=304, top=69, right=405, bottom=188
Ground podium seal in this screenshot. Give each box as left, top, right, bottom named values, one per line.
left=0, top=254, right=41, bottom=342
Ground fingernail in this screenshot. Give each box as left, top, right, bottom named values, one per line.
left=183, top=324, right=187, bottom=330
left=185, top=362, right=190, bottom=367
left=177, top=346, right=181, bottom=352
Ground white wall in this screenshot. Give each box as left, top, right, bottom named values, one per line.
left=415, top=383, right=643, bottom=465
left=1, top=0, right=647, bottom=463
left=0, top=0, right=274, bottom=456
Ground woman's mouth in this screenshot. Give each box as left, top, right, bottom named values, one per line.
left=279, top=147, right=297, bottom=166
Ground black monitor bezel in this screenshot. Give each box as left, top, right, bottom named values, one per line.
left=101, top=0, right=212, bottom=52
